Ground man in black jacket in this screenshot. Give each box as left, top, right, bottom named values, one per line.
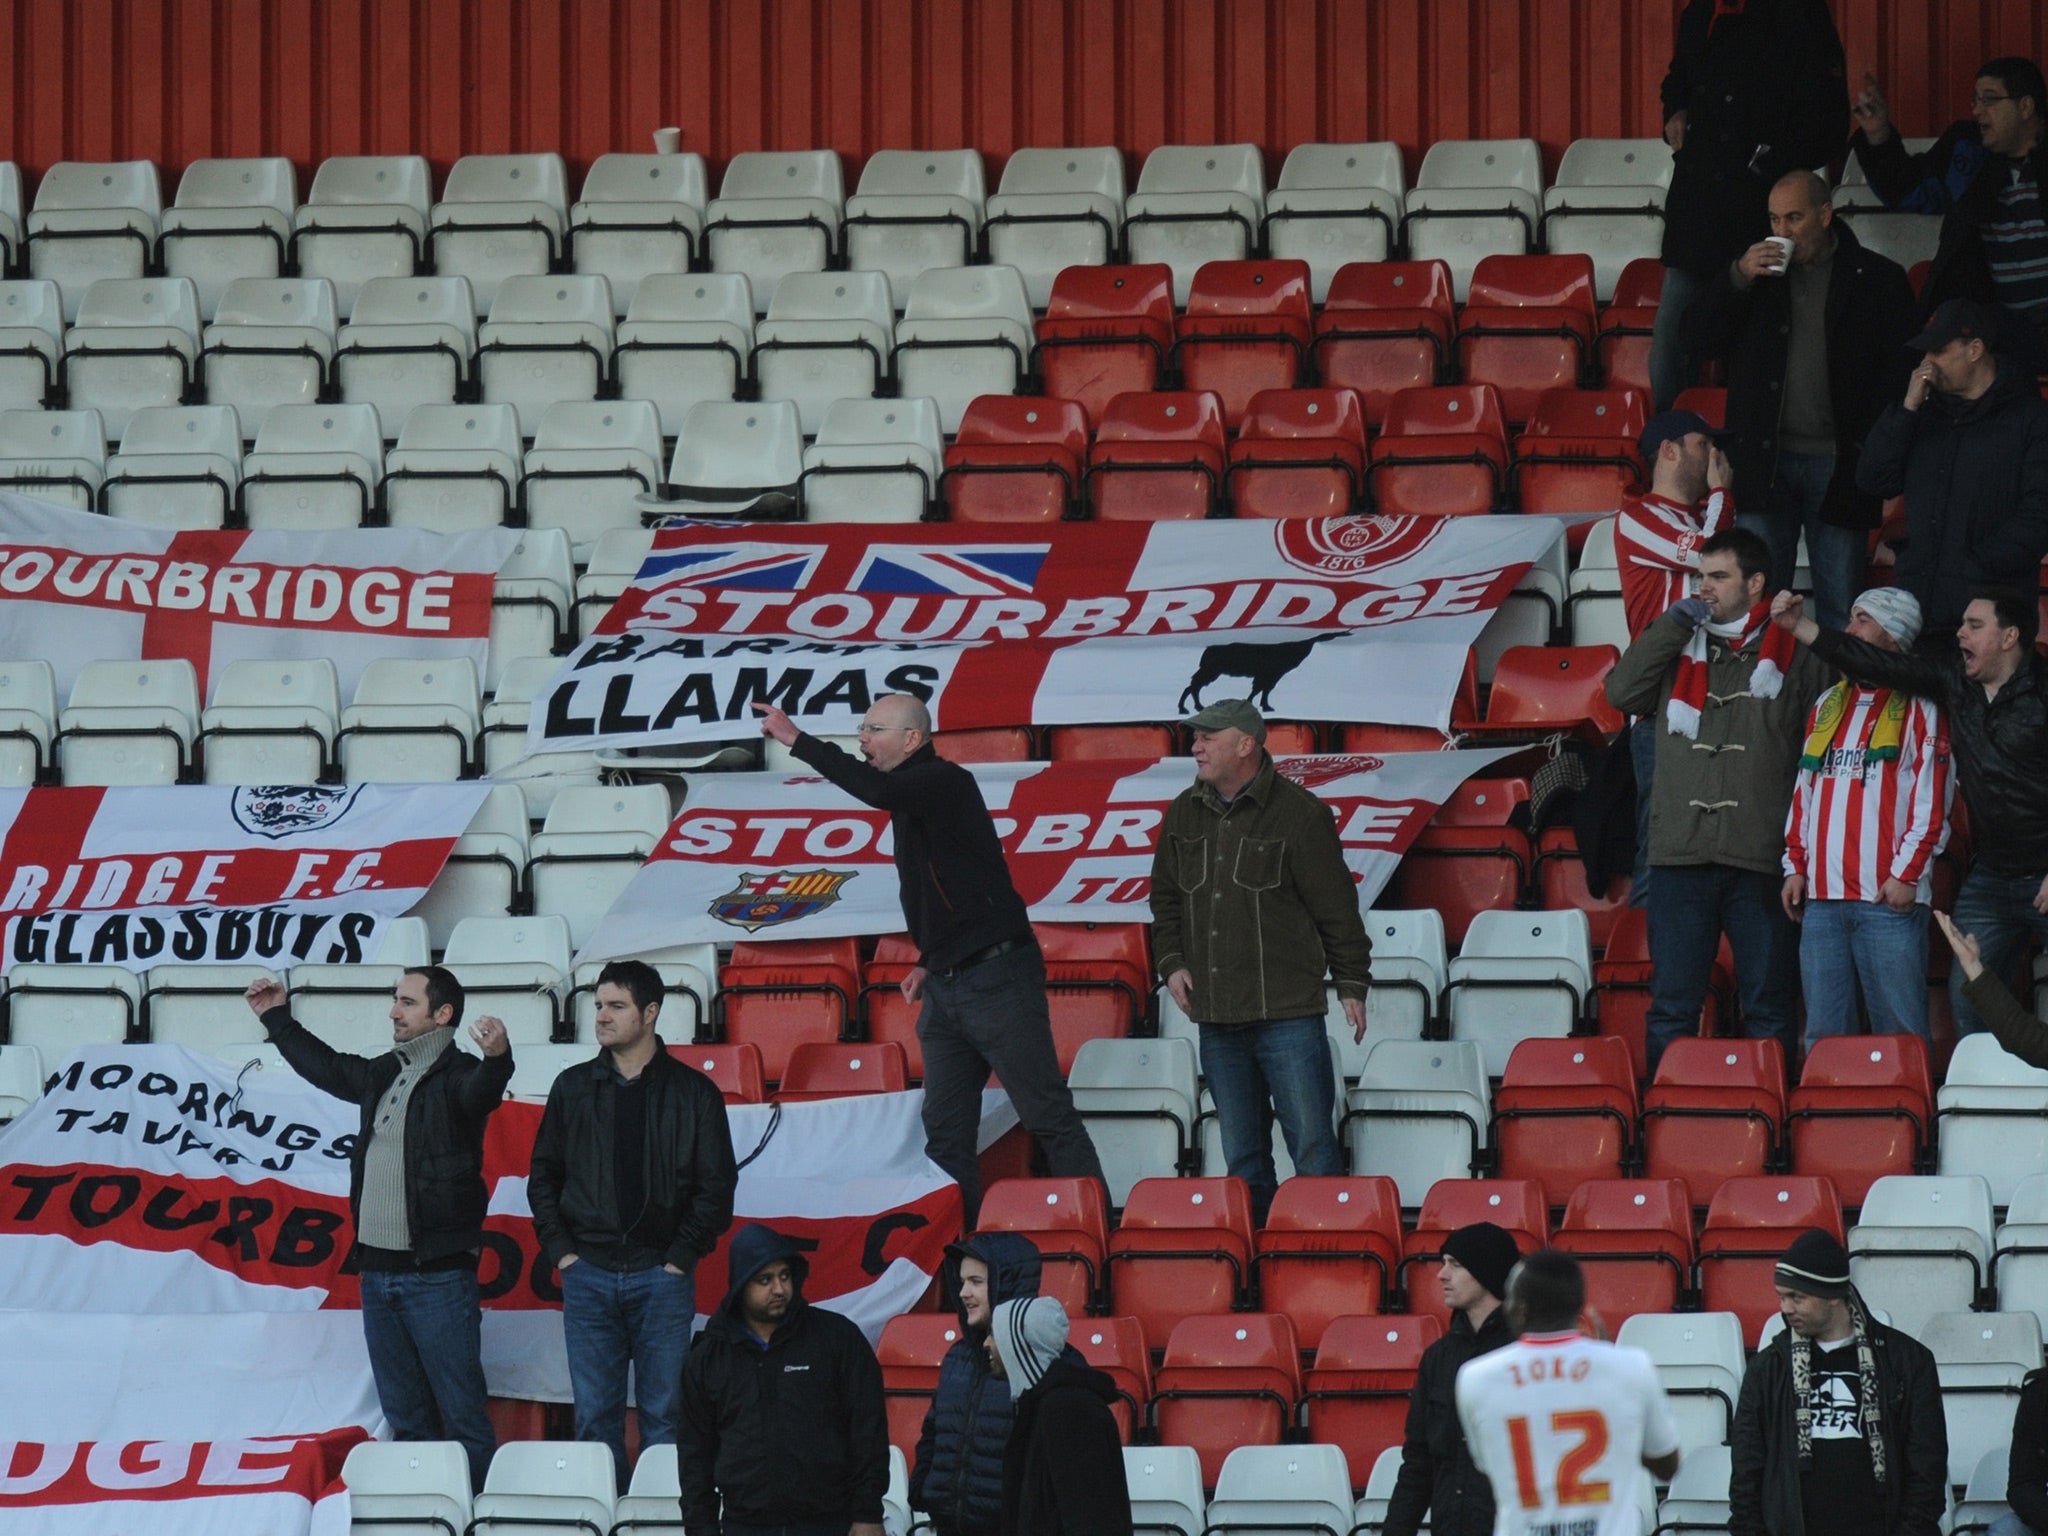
left=1384, top=1222, right=1520, bottom=1536
left=986, top=1295, right=1132, bottom=1536
left=1729, top=1229, right=1946, bottom=1536
left=243, top=967, right=511, bottom=1492
left=1996, top=1366, right=2048, bottom=1536
left=755, top=695, right=1102, bottom=1229
left=1686, top=171, right=1918, bottom=628
left=529, top=957, right=737, bottom=1490
left=677, top=1222, right=889, bottom=1536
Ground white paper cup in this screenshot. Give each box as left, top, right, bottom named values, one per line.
left=653, top=126, right=682, bottom=155
left=1766, top=235, right=1794, bottom=273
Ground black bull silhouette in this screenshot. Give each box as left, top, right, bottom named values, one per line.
left=1178, top=632, right=1346, bottom=713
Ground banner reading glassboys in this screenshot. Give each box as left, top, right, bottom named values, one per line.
left=526, top=516, right=1562, bottom=753
left=0, top=495, right=518, bottom=696
left=576, top=748, right=1513, bottom=962
left=0, top=783, right=489, bottom=972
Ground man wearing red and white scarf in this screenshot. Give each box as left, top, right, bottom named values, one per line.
left=1782, top=588, right=1953, bottom=1045
left=1607, top=526, right=1833, bottom=1074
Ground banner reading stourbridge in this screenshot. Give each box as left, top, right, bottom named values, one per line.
left=526, top=515, right=1563, bottom=753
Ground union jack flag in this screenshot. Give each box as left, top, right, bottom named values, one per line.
left=638, top=544, right=827, bottom=590
left=848, top=544, right=1050, bottom=595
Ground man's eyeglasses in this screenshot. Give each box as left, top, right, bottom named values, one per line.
left=857, top=723, right=910, bottom=735
left=1974, top=93, right=2016, bottom=109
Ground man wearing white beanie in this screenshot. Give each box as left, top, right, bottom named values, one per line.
left=1781, top=587, right=1954, bottom=1042
left=984, top=1297, right=1131, bottom=1536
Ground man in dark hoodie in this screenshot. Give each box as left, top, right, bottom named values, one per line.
left=1384, top=1223, right=1522, bottom=1536
left=677, top=1222, right=890, bottom=1536
left=985, top=1296, right=1132, bottom=1536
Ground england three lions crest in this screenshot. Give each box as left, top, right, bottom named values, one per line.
left=710, top=869, right=855, bottom=931
left=1275, top=516, right=1443, bottom=577
left=231, top=785, right=363, bottom=840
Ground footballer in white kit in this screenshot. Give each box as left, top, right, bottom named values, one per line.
left=1455, top=1251, right=1682, bottom=1536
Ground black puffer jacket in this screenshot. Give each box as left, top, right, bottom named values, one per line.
left=1855, top=362, right=2048, bottom=636
left=1000, top=1357, right=1133, bottom=1536
left=677, top=1223, right=890, bottom=1536
left=260, top=1007, right=511, bottom=1265
left=1382, top=1305, right=1516, bottom=1536
left=1808, top=626, right=2048, bottom=876
left=1684, top=222, right=1919, bottom=530
left=1659, top=0, right=1849, bottom=275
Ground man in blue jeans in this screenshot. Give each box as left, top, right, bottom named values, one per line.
left=1150, top=699, right=1372, bottom=1225
left=528, top=958, right=737, bottom=1489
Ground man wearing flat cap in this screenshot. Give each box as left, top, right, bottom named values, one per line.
left=1150, top=698, right=1372, bottom=1226
left=1730, top=1229, right=1947, bottom=1536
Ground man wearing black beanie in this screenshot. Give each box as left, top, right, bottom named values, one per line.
left=1384, top=1222, right=1523, bottom=1536
left=1730, top=1228, right=1947, bottom=1536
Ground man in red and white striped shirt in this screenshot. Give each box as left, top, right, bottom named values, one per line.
left=1781, top=587, right=1954, bottom=1042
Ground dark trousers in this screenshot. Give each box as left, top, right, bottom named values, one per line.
left=1644, top=862, right=1802, bottom=1075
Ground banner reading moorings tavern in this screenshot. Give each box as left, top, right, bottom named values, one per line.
left=527, top=516, right=1564, bottom=753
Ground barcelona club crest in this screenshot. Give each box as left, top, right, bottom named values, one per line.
left=710, top=869, right=855, bottom=932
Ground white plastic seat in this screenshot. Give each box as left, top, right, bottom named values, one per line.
left=479, top=655, right=560, bottom=778
left=1938, top=1033, right=2048, bottom=1207
left=1352, top=1446, right=1407, bottom=1534
left=1567, top=515, right=1630, bottom=650
left=574, top=528, right=656, bottom=637
left=336, top=276, right=478, bottom=436
left=1847, top=1174, right=1996, bottom=1338
left=569, top=942, right=718, bottom=1042
left=430, top=153, right=571, bottom=313
left=0, top=406, right=104, bottom=508
left=102, top=404, right=243, bottom=529
left=489, top=525, right=575, bottom=691
left=63, top=276, right=203, bottom=437
left=143, top=965, right=283, bottom=1055
left=704, top=150, right=846, bottom=312
left=614, top=272, right=755, bottom=436
left=1344, top=1038, right=1489, bottom=1205
left=1266, top=143, right=1406, bottom=300
left=614, top=1443, right=682, bottom=1535
left=291, top=155, right=434, bottom=314
left=1122, top=1444, right=1206, bottom=1536
left=801, top=395, right=943, bottom=523
left=477, top=274, right=616, bottom=435
left=1207, top=1445, right=1351, bottom=1536
left=337, top=654, right=480, bottom=783
left=1615, top=1311, right=1745, bottom=1453
left=340, top=1440, right=472, bottom=1536
left=528, top=783, right=672, bottom=950
left=199, top=656, right=340, bottom=786
left=470, top=1441, right=613, bottom=1536
left=884, top=1445, right=912, bottom=1536
left=755, top=269, right=896, bottom=432
left=0, top=1042, right=42, bottom=1120
left=443, top=914, right=573, bottom=1047
left=1356, top=908, right=1448, bottom=1061
left=199, top=276, right=339, bottom=437
left=522, top=399, right=665, bottom=559
left=505, top=1042, right=588, bottom=1102
left=56, top=657, right=200, bottom=786
left=1124, top=144, right=1267, bottom=303
left=412, top=781, right=532, bottom=949
left=1068, top=1036, right=1200, bottom=1204
left=28, top=160, right=162, bottom=321
left=0, top=659, right=56, bottom=787
left=1955, top=1443, right=2015, bottom=1536
left=571, top=153, right=709, bottom=315
left=1543, top=138, right=1674, bottom=300
left=5, top=965, right=142, bottom=1056
left=0, top=279, right=65, bottom=409
left=1654, top=1442, right=1731, bottom=1535
left=892, top=264, right=1035, bottom=431
left=1923, top=1310, right=2042, bottom=1488
left=384, top=402, right=524, bottom=533
left=161, top=158, right=298, bottom=319
left=0, top=162, right=21, bottom=274
left=239, top=402, right=385, bottom=531
left=1403, top=139, right=1546, bottom=299
left=844, top=149, right=987, bottom=302
left=985, top=146, right=1127, bottom=307
left=1444, top=908, right=1593, bottom=1076
left=1831, top=200, right=1945, bottom=271
left=657, top=399, right=804, bottom=514
left=1996, top=1173, right=2048, bottom=1339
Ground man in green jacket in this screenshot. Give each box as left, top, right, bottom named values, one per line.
left=1149, top=698, right=1372, bottom=1224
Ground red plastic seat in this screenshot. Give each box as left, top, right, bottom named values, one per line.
left=1455, top=253, right=1598, bottom=423
left=1154, top=1312, right=1303, bottom=1486
left=1512, top=387, right=1648, bottom=514
left=771, top=1040, right=910, bottom=1102
left=1251, top=1176, right=1403, bottom=1351
left=1673, top=386, right=1726, bottom=428
left=1590, top=908, right=1732, bottom=1081
left=1533, top=825, right=1632, bottom=950
left=1334, top=723, right=1459, bottom=753
left=1046, top=723, right=1176, bottom=762
left=1596, top=258, right=1663, bottom=394
left=1786, top=1034, right=1933, bottom=1208
left=1368, top=384, right=1508, bottom=518
left=1303, top=1313, right=1444, bottom=1492
left=1491, top=1037, right=1639, bottom=1206
left=878, top=1311, right=967, bottom=1460
left=1069, top=1314, right=1152, bottom=1443
left=977, top=1177, right=1112, bottom=1317
left=1551, top=1177, right=1695, bottom=1335
left=1642, top=1037, right=1787, bottom=1209
left=1087, top=390, right=1229, bottom=521
left=1036, top=921, right=1150, bottom=1072
left=1036, top=264, right=1177, bottom=428
left=1174, top=260, right=1315, bottom=427
left=1261, top=721, right=1322, bottom=754
left=1383, top=824, right=1531, bottom=945
left=1104, top=1176, right=1255, bottom=1351
left=932, top=726, right=1035, bottom=763
left=718, top=938, right=864, bottom=1082
left=1226, top=388, right=1367, bottom=519
left=1314, top=260, right=1455, bottom=428
left=1476, top=644, right=1625, bottom=736
left=859, top=933, right=924, bottom=1080
left=1697, top=1174, right=1844, bottom=1345
left=941, top=396, right=1089, bottom=523
left=1399, top=1178, right=1548, bottom=1327
left=667, top=1041, right=767, bottom=1105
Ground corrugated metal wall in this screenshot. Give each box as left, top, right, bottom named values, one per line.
left=0, top=0, right=2044, bottom=186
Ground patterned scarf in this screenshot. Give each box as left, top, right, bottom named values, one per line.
left=1797, top=684, right=1908, bottom=772
left=1665, top=601, right=1796, bottom=739
left=1789, top=1290, right=1887, bottom=1485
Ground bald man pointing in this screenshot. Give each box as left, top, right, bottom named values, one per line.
left=755, top=697, right=1103, bottom=1227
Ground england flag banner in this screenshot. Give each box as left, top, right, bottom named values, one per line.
left=0, top=1431, right=361, bottom=1536
left=0, top=495, right=519, bottom=696
left=577, top=748, right=1513, bottom=963
left=526, top=516, right=1563, bottom=753
left=0, top=782, right=491, bottom=972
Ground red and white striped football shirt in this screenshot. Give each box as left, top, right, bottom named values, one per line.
left=1614, top=488, right=1734, bottom=640
left=1782, top=685, right=1953, bottom=902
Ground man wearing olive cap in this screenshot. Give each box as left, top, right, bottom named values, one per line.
left=1149, top=698, right=1373, bottom=1225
